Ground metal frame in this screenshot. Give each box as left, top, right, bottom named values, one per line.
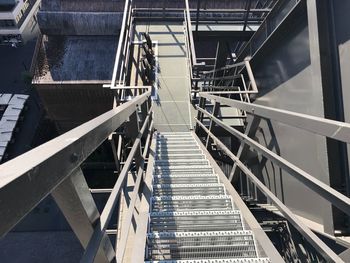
left=81, top=102, right=153, bottom=263
left=111, top=0, right=134, bottom=91
left=192, top=132, right=284, bottom=262
left=194, top=78, right=350, bottom=261
left=193, top=123, right=343, bottom=262
left=0, top=90, right=152, bottom=262
left=199, top=93, right=350, bottom=144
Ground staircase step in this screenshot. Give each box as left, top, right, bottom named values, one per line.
left=145, top=258, right=271, bottom=263
left=156, top=154, right=205, bottom=160
left=153, top=174, right=219, bottom=184
left=146, top=231, right=257, bottom=260
left=156, top=149, right=202, bottom=155
left=149, top=210, right=244, bottom=232
left=155, top=159, right=208, bottom=166
left=157, top=137, right=195, bottom=141
left=145, top=132, right=265, bottom=262
left=154, top=166, right=213, bottom=174
left=152, top=183, right=226, bottom=196
left=151, top=195, right=233, bottom=212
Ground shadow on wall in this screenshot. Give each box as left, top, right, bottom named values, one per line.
left=250, top=9, right=310, bottom=98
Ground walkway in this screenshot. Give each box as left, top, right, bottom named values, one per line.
left=133, top=22, right=193, bottom=132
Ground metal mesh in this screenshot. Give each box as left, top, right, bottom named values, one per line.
left=155, top=154, right=205, bottom=160
left=155, top=160, right=209, bottom=166
left=145, top=133, right=267, bottom=261
left=150, top=211, right=244, bottom=232
left=147, top=231, right=257, bottom=260
left=152, top=184, right=226, bottom=196
left=145, top=258, right=271, bottom=263
left=151, top=196, right=234, bottom=212
left=153, top=174, right=219, bottom=185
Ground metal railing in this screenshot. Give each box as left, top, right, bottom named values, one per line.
left=0, top=89, right=153, bottom=262
left=133, top=7, right=271, bottom=23
left=184, top=0, right=206, bottom=100
left=111, top=0, right=134, bottom=92
left=195, top=88, right=350, bottom=262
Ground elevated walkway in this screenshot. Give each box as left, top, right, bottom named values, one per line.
left=132, top=23, right=193, bottom=132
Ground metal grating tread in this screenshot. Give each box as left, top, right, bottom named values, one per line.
left=147, top=231, right=257, bottom=260
left=150, top=211, right=244, bottom=232
left=145, top=258, right=271, bottom=263
left=152, top=184, right=226, bottom=196
left=153, top=175, right=219, bottom=185
left=151, top=195, right=234, bottom=212
left=145, top=132, right=267, bottom=261
left=155, top=160, right=209, bottom=166
left=155, top=154, right=205, bottom=160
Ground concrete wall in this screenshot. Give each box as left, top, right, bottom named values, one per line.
left=40, top=0, right=267, bottom=11
left=38, top=11, right=123, bottom=35
left=34, top=83, right=114, bottom=132
left=247, top=6, right=334, bottom=229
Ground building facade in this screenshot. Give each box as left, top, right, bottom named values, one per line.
left=0, top=0, right=41, bottom=45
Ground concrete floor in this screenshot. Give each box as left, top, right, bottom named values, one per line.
left=133, top=22, right=193, bottom=132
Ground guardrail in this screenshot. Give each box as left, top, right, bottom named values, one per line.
left=111, top=0, right=134, bottom=92
left=195, top=90, right=350, bottom=262
left=133, top=7, right=270, bottom=23
left=0, top=89, right=153, bottom=262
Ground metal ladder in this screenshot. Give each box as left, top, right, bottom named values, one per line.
left=145, top=132, right=271, bottom=262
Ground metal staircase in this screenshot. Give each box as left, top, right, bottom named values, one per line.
left=145, top=132, right=270, bottom=262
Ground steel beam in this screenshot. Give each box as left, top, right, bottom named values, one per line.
left=52, top=168, right=114, bottom=263
left=0, top=92, right=150, bottom=237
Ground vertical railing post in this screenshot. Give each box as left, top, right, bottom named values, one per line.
left=195, top=0, right=200, bottom=33
left=244, top=57, right=258, bottom=92
left=229, top=116, right=261, bottom=182
left=206, top=101, right=220, bottom=148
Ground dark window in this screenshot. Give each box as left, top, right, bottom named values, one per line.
left=0, top=19, right=16, bottom=28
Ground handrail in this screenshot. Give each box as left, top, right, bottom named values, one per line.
left=202, top=61, right=246, bottom=75
left=134, top=7, right=272, bottom=13
left=81, top=105, right=154, bottom=263
left=195, top=83, right=350, bottom=261
left=115, top=118, right=153, bottom=262
left=197, top=106, right=350, bottom=216
left=184, top=0, right=199, bottom=68
left=199, top=93, right=350, bottom=143
left=0, top=91, right=151, bottom=237
left=195, top=119, right=344, bottom=262
left=201, top=58, right=256, bottom=86
left=111, top=0, right=134, bottom=88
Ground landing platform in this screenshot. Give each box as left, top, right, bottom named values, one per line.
left=132, top=22, right=193, bottom=132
